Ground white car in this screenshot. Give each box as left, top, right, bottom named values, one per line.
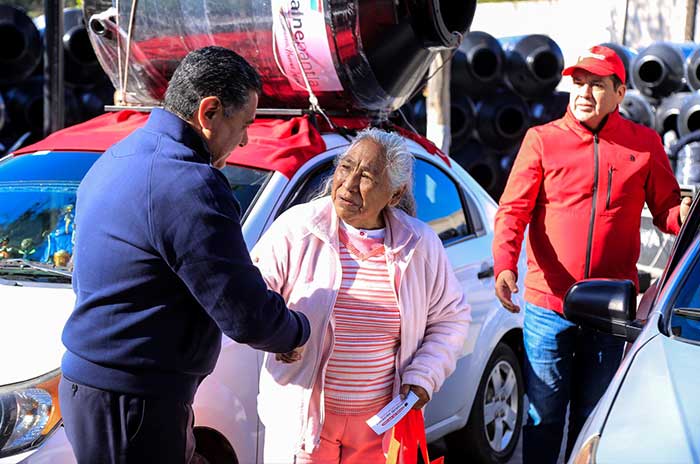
left=0, top=111, right=525, bottom=464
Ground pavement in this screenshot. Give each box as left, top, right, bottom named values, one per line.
left=429, top=398, right=567, bottom=464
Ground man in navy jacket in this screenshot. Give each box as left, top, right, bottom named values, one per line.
left=59, top=47, right=310, bottom=463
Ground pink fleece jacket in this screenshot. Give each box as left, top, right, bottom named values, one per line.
left=252, top=197, right=471, bottom=459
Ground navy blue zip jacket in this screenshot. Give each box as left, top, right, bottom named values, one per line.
left=62, top=109, right=310, bottom=402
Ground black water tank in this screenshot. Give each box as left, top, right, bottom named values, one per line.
left=655, top=92, right=690, bottom=138
left=475, top=89, right=531, bottom=150
left=619, top=89, right=654, bottom=129
left=0, top=5, right=42, bottom=86
left=451, top=31, right=504, bottom=97
left=677, top=91, right=700, bottom=138
left=530, top=90, right=569, bottom=126
left=686, top=47, right=700, bottom=92
left=500, top=34, right=564, bottom=99
left=83, top=0, right=476, bottom=115
left=631, top=42, right=695, bottom=100
left=450, top=94, right=476, bottom=150
left=451, top=139, right=506, bottom=199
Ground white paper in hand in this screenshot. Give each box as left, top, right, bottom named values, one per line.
left=366, top=391, right=419, bottom=435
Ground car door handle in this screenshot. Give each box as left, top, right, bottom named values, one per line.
left=477, top=266, right=494, bottom=280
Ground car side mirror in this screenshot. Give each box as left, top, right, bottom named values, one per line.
left=564, top=279, right=643, bottom=342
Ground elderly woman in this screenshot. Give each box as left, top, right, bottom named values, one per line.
left=253, top=128, right=471, bottom=463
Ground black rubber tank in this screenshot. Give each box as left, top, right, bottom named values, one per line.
left=631, top=42, right=696, bottom=100
left=82, top=0, right=476, bottom=115
left=655, top=92, right=690, bottom=138
left=63, top=8, right=103, bottom=87
left=451, top=31, right=504, bottom=98
left=530, top=90, right=569, bottom=126
left=619, top=89, right=654, bottom=129
left=499, top=34, right=564, bottom=99
left=677, top=91, right=700, bottom=138
left=450, top=94, right=476, bottom=151
left=34, top=8, right=105, bottom=87
left=451, top=138, right=506, bottom=199
left=599, top=42, right=637, bottom=88
left=685, top=47, right=700, bottom=91
left=0, top=5, right=42, bottom=86
left=5, top=77, right=82, bottom=137
left=474, top=89, right=530, bottom=150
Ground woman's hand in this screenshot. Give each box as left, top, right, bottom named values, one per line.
left=400, top=384, right=430, bottom=409
left=275, top=346, right=304, bottom=363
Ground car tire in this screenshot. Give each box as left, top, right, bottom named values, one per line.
left=445, top=342, right=523, bottom=463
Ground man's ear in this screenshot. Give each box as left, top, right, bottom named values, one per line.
left=616, top=83, right=627, bottom=104
left=196, top=96, right=223, bottom=130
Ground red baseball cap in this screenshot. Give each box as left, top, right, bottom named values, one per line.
left=562, top=45, right=626, bottom=84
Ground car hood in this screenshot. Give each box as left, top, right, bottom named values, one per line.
left=597, top=333, right=700, bottom=463
left=0, top=282, right=74, bottom=385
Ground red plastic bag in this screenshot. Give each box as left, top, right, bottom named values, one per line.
left=385, top=409, right=444, bottom=464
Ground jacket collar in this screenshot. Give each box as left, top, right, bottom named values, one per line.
left=308, top=197, right=420, bottom=259
left=562, top=105, right=624, bottom=140
left=144, top=108, right=212, bottom=164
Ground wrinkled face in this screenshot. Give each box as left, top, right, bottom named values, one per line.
left=569, top=68, right=625, bottom=130
left=207, top=91, right=258, bottom=169
left=331, top=139, right=399, bottom=229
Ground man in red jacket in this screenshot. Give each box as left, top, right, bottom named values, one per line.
left=493, top=45, right=692, bottom=463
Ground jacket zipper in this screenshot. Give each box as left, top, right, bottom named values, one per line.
left=606, top=166, right=613, bottom=210
left=585, top=134, right=599, bottom=279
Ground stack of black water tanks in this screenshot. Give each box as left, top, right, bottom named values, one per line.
left=619, top=41, right=700, bottom=188
left=403, top=32, right=569, bottom=201
left=406, top=33, right=700, bottom=200
left=0, top=5, right=114, bottom=154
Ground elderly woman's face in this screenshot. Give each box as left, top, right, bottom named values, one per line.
left=331, top=139, right=399, bottom=229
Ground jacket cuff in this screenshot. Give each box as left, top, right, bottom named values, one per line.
left=401, top=373, right=435, bottom=400
left=494, top=260, right=518, bottom=281
left=667, top=204, right=682, bottom=235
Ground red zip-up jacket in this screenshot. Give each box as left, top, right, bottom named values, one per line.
left=493, top=107, right=681, bottom=313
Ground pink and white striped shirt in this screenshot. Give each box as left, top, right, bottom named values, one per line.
left=324, top=223, right=401, bottom=416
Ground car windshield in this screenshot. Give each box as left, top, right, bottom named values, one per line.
left=0, top=151, right=270, bottom=282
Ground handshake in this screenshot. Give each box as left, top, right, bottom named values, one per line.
left=275, top=345, right=305, bottom=363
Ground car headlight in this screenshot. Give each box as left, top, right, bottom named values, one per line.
left=572, top=434, right=600, bottom=464
left=0, top=369, right=61, bottom=458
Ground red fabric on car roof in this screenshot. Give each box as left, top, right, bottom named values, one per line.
left=14, top=110, right=150, bottom=154
left=13, top=111, right=326, bottom=179
left=227, top=116, right=326, bottom=178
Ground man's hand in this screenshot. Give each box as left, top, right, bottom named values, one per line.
left=680, top=196, right=693, bottom=225
left=400, top=384, right=430, bottom=410
left=275, top=345, right=304, bottom=363
left=495, top=270, right=520, bottom=313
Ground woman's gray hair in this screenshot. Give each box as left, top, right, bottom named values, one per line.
left=316, top=128, right=416, bottom=216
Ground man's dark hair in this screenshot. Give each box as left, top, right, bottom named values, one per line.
left=164, top=46, right=262, bottom=120
left=610, top=74, right=624, bottom=90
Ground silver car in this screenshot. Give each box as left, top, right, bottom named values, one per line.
left=565, top=193, right=700, bottom=464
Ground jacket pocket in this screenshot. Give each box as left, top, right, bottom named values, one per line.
left=605, top=166, right=613, bottom=210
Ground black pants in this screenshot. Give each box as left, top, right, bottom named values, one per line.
left=59, top=376, right=196, bottom=464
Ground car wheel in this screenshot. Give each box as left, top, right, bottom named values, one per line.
left=446, top=342, right=523, bottom=463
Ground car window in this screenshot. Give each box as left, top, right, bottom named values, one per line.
left=669, top=246, right=700, bottom=344
left=0, top=152, right=98, bottom=273
left=413, top=159, right=472, bottom=243
left=220, top=164, right=273, bottom=219
left=281, top=157, right=475, bottom=244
